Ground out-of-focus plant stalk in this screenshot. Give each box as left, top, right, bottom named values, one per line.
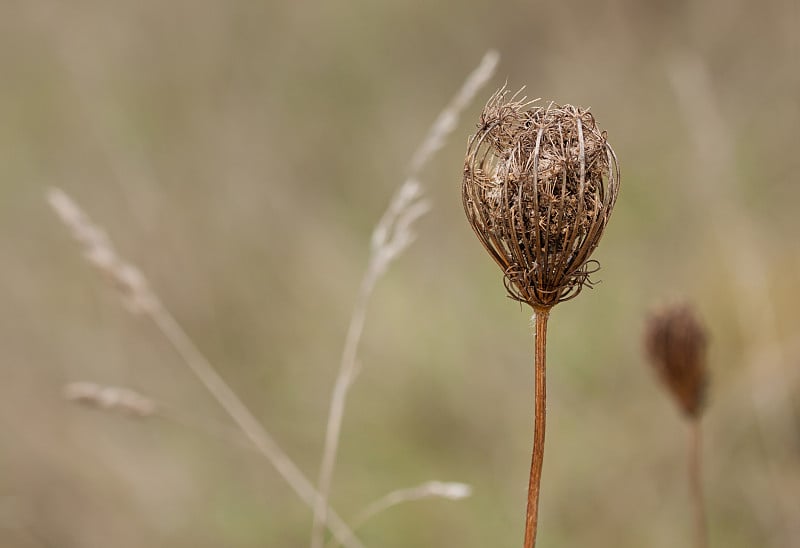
left=310, top=50, right=499, bottom=548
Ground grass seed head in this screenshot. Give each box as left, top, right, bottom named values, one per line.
left=462, top=87, right=620, bottom=310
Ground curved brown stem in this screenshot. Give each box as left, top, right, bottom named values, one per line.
left=689, top=418, right=708, bottom=548
left=524, top=308, right=550, bottom=548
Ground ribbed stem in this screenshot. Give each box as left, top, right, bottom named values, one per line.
left=689, top=418, right=708, bottom=548
left=524, top=308, right=550, bottom=548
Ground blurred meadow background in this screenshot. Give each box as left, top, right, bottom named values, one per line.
left=2, top=0, right=799, bottom=547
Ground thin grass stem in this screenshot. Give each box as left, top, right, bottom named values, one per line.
left=310, top=50, right=499, bottom=548
left=325, top=481, right=472, bottom=548
left=47, top=188, right=365, bottom=548
left=146, top=304, right=365, bottom=548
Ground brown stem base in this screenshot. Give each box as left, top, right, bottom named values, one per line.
left=524, top=308, right=550, bottom=548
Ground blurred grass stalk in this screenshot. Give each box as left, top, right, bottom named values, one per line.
left=310, top=49, right=499, bottom=548
left=49, top=49, right=500, bottom=548
left=63, top=380, right=476, bottom=547
left=47, top=188, right=367, bottom=548
left=326, top=481, right=472, bottom=548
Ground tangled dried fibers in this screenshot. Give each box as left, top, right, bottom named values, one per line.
left=462, top=88, right=620, bottom=309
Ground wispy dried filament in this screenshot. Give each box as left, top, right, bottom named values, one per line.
left=462, top=88, right=620, bottom=309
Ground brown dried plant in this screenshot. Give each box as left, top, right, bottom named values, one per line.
left=645, top=303, right=709, bottom=419
left=462, top=87, right=620, bottom=548
left=645, top=302, right=710, bottom=548
left=463, top=88, right=620, bottom=310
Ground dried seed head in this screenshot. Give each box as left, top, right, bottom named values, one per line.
left=462, top=87, right=620, bottom=309
left=644, top=304, right=709, bottom=418
left=63, top=382, right=158, bottom=418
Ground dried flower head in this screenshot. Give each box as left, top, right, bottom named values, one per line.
left=462, top=88, right=620, bottom=310
left=644, top=304, right=709, bottom=418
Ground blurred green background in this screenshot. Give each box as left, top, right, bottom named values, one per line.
left=2, top=0, right=798, bottom=547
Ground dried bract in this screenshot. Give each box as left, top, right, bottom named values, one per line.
left=462, top=88, right=620, bottom=309
left=644, top=304, right=709, bottom=418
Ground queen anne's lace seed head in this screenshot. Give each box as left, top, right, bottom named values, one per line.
left=462, top=87, right=620, bottom=310
left=645, top=303, right=709, bottom=418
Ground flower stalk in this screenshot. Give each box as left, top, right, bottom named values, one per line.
left=689, top=419, right=707, bottom=548
left=462, top=87, right=620, bottom=546
left=524, top=308, right=549, bottom=548
left=645, top=303, right=710, bottom=548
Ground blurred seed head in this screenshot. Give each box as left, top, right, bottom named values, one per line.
left=644, top=303, right=709, bottom=418
left=47, top=188, right=157, bottom=315
left=64, top=382, right=157, bottom=418
left=462, top=87, right=620, bottom=310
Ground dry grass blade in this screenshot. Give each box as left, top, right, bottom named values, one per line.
left=326, top=481, right=473, bottom=548
left=47, top=188, right=366, bottom=548
left=310, top=50, right=499, bottom=548
left=409, top=50, right=501, bottom=174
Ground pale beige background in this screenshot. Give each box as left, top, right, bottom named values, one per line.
left=1, top=1, right=798, bottom=546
